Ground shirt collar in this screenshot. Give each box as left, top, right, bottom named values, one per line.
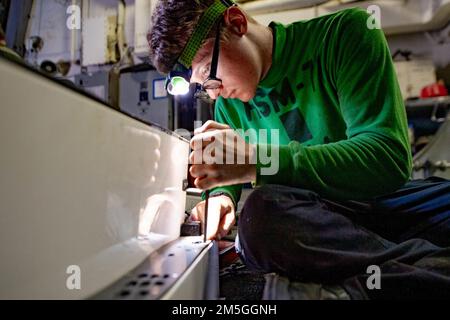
left=258, top=21, right=287, bottom=89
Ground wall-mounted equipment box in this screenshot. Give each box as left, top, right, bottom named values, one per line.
left=119, top=64, right=172, bottom=130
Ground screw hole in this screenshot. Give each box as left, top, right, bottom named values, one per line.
left=119, top=290, right=131, bottom=297
left=140, top=281, right=151, bottom=287
left=155, top=281, right=164, bottom=286
left=138, top=273, right=148, bottom=278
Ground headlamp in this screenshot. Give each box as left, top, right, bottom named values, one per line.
left=166, top=69, right=191, bottom=96
left=167, top=76, right=190, bottom=96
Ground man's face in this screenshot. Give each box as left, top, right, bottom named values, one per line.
left=190, top=34, right=261, bottom=103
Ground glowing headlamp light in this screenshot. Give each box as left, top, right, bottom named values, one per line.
left=166, top=73, right=191, bottom=96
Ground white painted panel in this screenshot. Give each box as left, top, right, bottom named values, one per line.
left=0, top=58, right=189, bottom=299
left=25, top=0, right=83, bottom=65
left=135, top=0, right=155, bottom=58
left=82, top=16, right=108, bottom=65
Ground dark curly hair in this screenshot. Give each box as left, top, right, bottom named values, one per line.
left=147, top=0, right=219, bottom=74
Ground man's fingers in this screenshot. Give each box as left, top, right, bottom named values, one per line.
left=195, top=120, right=230, bottom=135
left=194, top=177, right=209, bottom=190
left=190, top=164, right=220, bottom=179
left=189, top=165, right=206, bottom=179
left=194, top=176, right=222, bottom=190
left=218, top=211, right=236, bottom=238
left=189, top=147, right=221, bottom=165
left=192, top=199, right=222, bottom=240
left=190, top=130, right=223, bottom=151
left=189, top=165, right=201, bottom=178
left=190, top=133, right=215, bottom=151
left=191, top=196, right=235, bottom=240
left=190, top=203, right=203, bottom=221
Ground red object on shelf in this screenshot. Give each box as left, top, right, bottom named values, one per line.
left=420, top=81, right=449, bottom=99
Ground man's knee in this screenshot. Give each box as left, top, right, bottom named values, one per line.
left=240, top=184, right=321, bottom=228
left=239, top=186, right=278, bottom=239
left=237, top=185, right=322, bottom=270
left=239, top=185, right=299, bottom=237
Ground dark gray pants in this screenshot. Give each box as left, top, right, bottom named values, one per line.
left=236, top=177, right=450, bottom=299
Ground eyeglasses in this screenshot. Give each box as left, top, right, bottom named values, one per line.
left=195, top=21, right=223, bottom=100
left=167, top=21, right=223, bottom=101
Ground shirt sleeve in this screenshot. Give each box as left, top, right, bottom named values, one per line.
left=256, top=9, right=412, bottom=200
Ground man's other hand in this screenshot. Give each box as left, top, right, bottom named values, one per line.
left=190, top=195, right=236, bottom=240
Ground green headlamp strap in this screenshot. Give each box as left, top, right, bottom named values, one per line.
left=178, top=0, right=235, bottom=69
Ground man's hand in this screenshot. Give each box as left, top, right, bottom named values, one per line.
left=189, top=121, right=257, bottom=190
left=194, top=120, right=231, bottom=135
left=190, top=195, right=236, bottom=240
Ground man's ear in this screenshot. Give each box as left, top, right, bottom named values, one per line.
left=223, top=6, right=248, bottom=36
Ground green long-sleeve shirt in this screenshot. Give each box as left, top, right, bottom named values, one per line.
left=208, top=8, right=412, bottom=205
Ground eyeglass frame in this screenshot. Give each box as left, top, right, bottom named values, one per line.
left=194, top=20, right=223, bottom=100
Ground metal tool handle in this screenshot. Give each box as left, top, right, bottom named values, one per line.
left=204, top=190, right=210, bottom=242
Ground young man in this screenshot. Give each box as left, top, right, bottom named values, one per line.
left=148, top=0, right=450, bottom=299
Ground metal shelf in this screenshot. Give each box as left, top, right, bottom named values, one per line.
left=405, top=96, right=450, bottom=108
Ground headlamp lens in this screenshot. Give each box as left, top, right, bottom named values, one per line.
left=167, top=76, right=190, bottom=96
